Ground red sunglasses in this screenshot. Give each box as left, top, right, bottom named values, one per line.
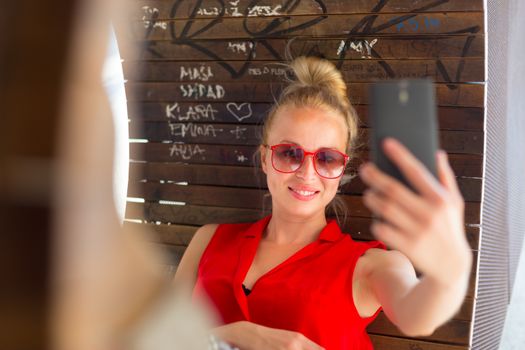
left=264, top=143, right=349, bottom=179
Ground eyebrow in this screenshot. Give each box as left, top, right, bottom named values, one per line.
left=279, top=140, right=341, bottom=151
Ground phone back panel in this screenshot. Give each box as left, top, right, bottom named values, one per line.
left=369, top=79, right=439, bottom=193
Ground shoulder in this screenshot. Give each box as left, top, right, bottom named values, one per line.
left=172, top=223, right=219, bottom=288
left=191, top=223, right=220, bottom=247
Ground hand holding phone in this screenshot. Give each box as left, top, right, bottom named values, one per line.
left=369, top=79, right=440, bottom=194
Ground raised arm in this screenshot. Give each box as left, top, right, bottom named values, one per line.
left=359, top=248, right=470, bottom=336
left=358, top=138, right=473, bottom=336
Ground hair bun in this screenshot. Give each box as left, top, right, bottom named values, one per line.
left=287, top=56, right=348, bottom=102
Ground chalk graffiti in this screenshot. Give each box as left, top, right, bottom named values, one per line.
left=230, top=126, right=248, bottom=140
left=227, top=41, right=256, bottom=56
left=247, top=5, right=283, bottom=17
left=196, top=2, right=282, bottom=17
left=234, top=149, right=249, bottom=163
left=226, top=102, right=252, bottom=121
left=337, top=39, right=378, bottom=59
left=180, top=84, right=225, bottom=100
left=165, top=103, right=218, bottom=121
left=141, top=6, right=167, bottom=30
left=169, top=122, right=224, bottom=138
left=169, top=144, right=206, bottom=160
left=180, top=65, right=214, bottom=81
left=248, top=66, right=286, bottom=76
left=165, top=103, right=217, bottom=120
left=136, top=0, right=480, bottom=89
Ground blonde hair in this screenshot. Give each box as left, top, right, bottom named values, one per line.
left=262, top=56, right=360, bottom=159
left=257, top=56, right=362, bottom=224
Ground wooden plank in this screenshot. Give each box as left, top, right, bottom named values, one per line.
left=121, top=36, right=485, bottom=61
left=127, top=183, right=480, bottom=224
left=124, top=58, right=485, bottom=83
left=125, top=82, right=485, bottom=107
left=368, top=313, right=471, bottom=345
left=124, top=217, right=479, bottom=254
left=125, top=201, right=265, bottom=224
left=130, top=122, right=484, bottom=154
left=122, top=35, right=484, bottom=62
left=128, top=163, right=482, bottom=202
left=369, top=334, right=468, bottom=350
left=128, top=103, right=484, bottom=132
left=128, top=13, right=484, bottom=41
left=129, top=144, right=484, bottom=177
left=131, top=0, right=484, bottom=20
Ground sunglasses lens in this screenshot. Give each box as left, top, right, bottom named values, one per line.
left=272, top=145, right=304, bottom=172
left=315, top=150, right=346, bottom=178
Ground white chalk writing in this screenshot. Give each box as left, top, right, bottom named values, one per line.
left=169, top=122, right=224, bottom=138
left=197, top=2, right=281, bottom=17
left=227, top=41, right=255, bottom=56
left=229, top=126, right=247, bottom=139
left=337, top=39, right=378, bottom=59
left=180, top=84, right=225, bottom=99
left=169, top=144, right=206, bottom=160
left=180, top=65, right=214, bottom=81
left=165, top=103, right=218, bottom=121
left=226, top=102, right=252, bottom=122
left=237, top=155, right=248, bottom=162
left=142, top=6, right=167, bottom=30
left=234, top=149, right=248, bottom=163
left=248, top=66, right=286, bottom=76
left=247, top=5, right=282, bottom=16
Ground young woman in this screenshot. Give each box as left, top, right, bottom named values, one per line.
left=174, top=56, right=472, bottom=350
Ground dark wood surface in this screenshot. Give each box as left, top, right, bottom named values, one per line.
left=125, top=82, right=484, bottom=107
left=117, top=1, right=486, bottom=348
left=128, top=163, right=483, bottom=201
left=128, top=103, right=484, bottom=131
left=130, top=0, right=483, bottom=20
left=129, top=144, right=484, bottom=176
left=122, top=36, right=485, bottom=61
left=127, top=13, right=484, bottom=40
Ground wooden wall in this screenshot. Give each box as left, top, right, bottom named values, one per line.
left=118, top=1, right=485, bottom=349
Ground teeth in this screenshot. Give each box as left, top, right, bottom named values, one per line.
left=293, top=189, right=316, bottom=196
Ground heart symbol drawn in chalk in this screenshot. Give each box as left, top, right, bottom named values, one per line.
left=227, top=102, right=252, bottom=122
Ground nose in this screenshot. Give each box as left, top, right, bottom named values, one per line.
left=295, top=154, right=318, bottom=180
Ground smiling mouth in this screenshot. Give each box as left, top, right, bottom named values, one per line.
left=288, top=187, right=320, bottom=197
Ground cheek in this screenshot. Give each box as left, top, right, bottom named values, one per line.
left=322, top=180, right=340, bottom=199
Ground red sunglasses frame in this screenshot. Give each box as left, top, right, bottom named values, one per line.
left=264, top=143, right=350, bottom=179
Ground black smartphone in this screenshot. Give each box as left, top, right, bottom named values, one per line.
left=369, top=79, right=440, bottom=195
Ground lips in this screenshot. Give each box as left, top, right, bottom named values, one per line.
left=288, top=186, right=320, bottom=201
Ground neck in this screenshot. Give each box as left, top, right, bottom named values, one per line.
left=264, top=211, right=327, bottom=245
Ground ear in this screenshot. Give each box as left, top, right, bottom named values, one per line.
left=260, top=145, right=268, bottom=174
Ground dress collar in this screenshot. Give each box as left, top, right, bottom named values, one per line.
left=242, top=214, right=343, bottom=242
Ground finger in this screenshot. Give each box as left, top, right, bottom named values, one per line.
left=360, top=162, right=430, bottom=222
left=371, top=220, right=412, bottom=253
left=382, top=138, right=444, bottom=203
left=363, top=189, right=420, bottom=236
left=437, top=150, right=461, bottom=196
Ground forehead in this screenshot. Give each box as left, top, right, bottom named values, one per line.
left=268, top=105, right=348, bottom=150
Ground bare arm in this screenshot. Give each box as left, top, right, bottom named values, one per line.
left=358, top=138, right=473, bottom=336
left=172, top=223, right=218, bottom=289
left=361, top=249, right=471, bottom=336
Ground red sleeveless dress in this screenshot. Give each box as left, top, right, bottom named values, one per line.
left=192, top=215, right=387, bottom=349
